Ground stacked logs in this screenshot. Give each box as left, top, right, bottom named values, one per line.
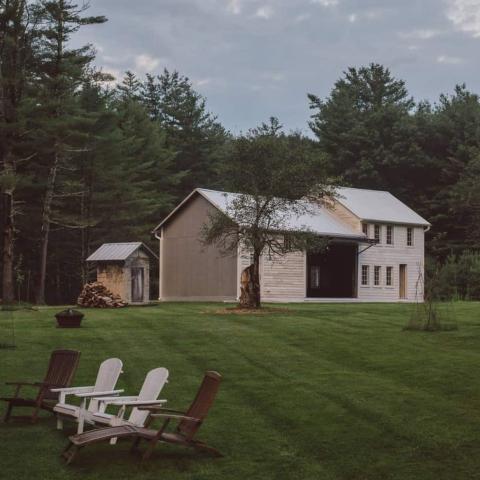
left=77, top=282, right=127, bottom=308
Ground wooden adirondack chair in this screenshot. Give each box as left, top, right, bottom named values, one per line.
left=62, top=371, right=222, bottom=464
left=91, top=367, right=169, bottom=434
left=1, top=349, right=81, bottom=423
left=53, top=358, right=123, bottom=433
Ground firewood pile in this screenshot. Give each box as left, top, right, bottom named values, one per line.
left=77, top=282, right=127, bottom=308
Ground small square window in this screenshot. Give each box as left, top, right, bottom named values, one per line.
left=374, top=266, right=381, bottom=286
left=386, top=225, right=393, bottom=245
left=407, top=227, right=414, bottom=246
left=386, top=266, right=393, bottom=286
left=361, top=265, right=369, bottom=286
left=374, top=225, right=381, bottom=243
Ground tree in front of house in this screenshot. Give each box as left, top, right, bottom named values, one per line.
left=201, top=118, right=332, bottom=309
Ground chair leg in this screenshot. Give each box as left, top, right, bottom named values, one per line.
left=30, top=405, right=40, bottom=424
left=141, top=438, right=159, bottom=462
left=193, top=441, right=223, bottom=457
left=3, top=402, right=13, bottom=423
left=62, top=443, right=80, bottom=465
left=130, top=437, right=142, bottom=453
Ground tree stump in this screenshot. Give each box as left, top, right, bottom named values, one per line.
left=239, top=264, right=260, bottom=309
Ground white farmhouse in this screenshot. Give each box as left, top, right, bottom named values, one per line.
left=153, top=187, right=430, bottom=302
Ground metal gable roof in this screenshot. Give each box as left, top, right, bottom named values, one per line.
left=335, top=187, right=430, bottom=226
left=197, top=189, right=366, bottom=240
left=86, top=242, right=157, bottom=262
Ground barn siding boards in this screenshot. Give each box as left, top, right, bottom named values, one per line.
left=331, top=200, right=363, bottom=232
left=160, top=194, right=237, bottom=301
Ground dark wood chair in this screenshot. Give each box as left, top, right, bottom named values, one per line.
left=1, top=349, right=81, bottom=423
left=62, top=371, right=222, bottom=464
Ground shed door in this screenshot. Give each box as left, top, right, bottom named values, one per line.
left=131, top=267, right=144, bottom=302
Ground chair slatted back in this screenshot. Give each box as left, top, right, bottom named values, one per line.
left=88, top=358, right=123, bottom=412
left=41, top=350, right=81, bottom=401
left=177, top=371, right=222, bottom=440
left=128, top=367, right=169, bottom=426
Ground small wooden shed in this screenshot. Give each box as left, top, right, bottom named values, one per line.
left=86, top=242, right=157, bottom=304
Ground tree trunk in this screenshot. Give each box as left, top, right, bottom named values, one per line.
left=239, top=253, right=261, bottom=309
left=36, top=148, right=59, bottom=305
left=1, top=167, right=15, bottom=304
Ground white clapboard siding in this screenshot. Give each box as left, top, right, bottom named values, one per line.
left=262, top=251, right=306, bottom=300
left=358, top=225, right=424, bottom=301
left=237, top=246, right=306, bottom=300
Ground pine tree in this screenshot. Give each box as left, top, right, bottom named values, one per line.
left=30, top=0, right=106, bottom=304
left=0, top=0, right=39, bottom=303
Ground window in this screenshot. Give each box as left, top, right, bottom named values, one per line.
left=361, top=265, right=369, bottom=286
left=362, top=223, right=369, bottom=237
left=386, top=266, right=393, bottom=286
left=386, top=225, right=393, bottom=245
left=374, top=266, right=381, bottom=286
left=407, top=227, right=414, bottom=246
left=374, top=224, right=381, bottom=243
left=284, top=235, right=292, bottom=250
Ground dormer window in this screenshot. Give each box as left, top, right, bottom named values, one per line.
left=362, top=223, right=369, bottom=237
left=374, top=224, right=381, bottom=243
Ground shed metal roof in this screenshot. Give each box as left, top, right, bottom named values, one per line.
left=335, top=187, right=430, bottom=226
left=86, top=242, right=157, bottom=262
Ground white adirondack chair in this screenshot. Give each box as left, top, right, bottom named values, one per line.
left=52, top=357, right=123, bottom=433
left=90, top=367, right=168, bottom=443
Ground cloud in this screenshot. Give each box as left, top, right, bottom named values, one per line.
left=295, top=12, right=311, bottom=23
left=399, top=29, right=441, bottom=40
left=437, top=54, right=463, bottom=64
left=255, top=5, right=273, bottom=19
left=227, top=0, right=242, bottom=15
left=311, top=0, right=339, bottom=6
left=446, top=0, right=480, bottom=37
left=348, top=13, right=357, bottom=23
left=134, top=54, right=160, bottom=73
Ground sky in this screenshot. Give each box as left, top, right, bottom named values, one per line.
left=74, top=0, right=480, bottom=135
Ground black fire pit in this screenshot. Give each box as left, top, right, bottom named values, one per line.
left=55, top=309, right=84, bottom=328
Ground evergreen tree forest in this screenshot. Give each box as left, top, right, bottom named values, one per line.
left=1, top=1, right=479, bottom=304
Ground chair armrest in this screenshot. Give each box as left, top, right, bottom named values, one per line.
left=138, top=406, right=185, bottom=414
left=5, top=381, right=38, bottom=387
left=95, top=395, right=138, bottom=403
left=50, top=386, right=94, bottom=394
left=75, top=389, right=124, bottom=398
left=108, top=399, right=167, bottom=407
left=150, top=413, right=201, bottom=422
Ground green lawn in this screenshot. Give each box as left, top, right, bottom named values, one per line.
left=1, top=302, right=480, bottom=480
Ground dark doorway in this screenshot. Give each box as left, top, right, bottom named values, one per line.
left=307, top=244, right=357, bottom=298
left=131, top=267, right=144, bottom=302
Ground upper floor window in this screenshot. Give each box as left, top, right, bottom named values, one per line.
left=386, top=225, right=393, bottom=245
left=374, top=224, right=381, bottom=243
left=362, top=223, right=369, bottom=237
left=374, top=266, right=381, bottom=286
left=386, top=266, right=393, bottom=286
left=361, top=265, right=369, bottom=286
left=407, top=227, right=414, bottom=246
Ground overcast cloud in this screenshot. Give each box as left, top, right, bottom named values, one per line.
left=74, top=0, right=480, bottom=134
